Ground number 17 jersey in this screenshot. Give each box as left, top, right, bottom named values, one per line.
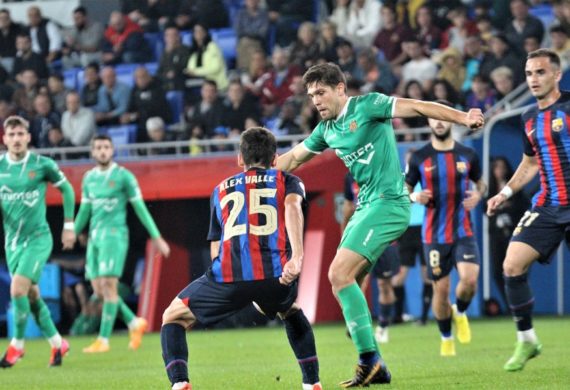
left=207, top=168, right=306, bottom=283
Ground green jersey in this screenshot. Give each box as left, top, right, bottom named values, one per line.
left=0, top=152, right=68, bottom=242
left=80, top=163, right=142, bottom=236
left=303, top=93, right=408, bottom=205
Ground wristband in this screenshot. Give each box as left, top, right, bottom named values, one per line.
left=63, top=221, right=75, bottom=231
left=499, top=185, right=513, bottom=200
left=409, top=192, right=418, bottom=203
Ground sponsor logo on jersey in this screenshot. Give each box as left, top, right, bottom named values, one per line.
left=456, top=161, right=467, bottom=173
left=337, top=143, right=375, bottom=167
left=92, top=197, right=119, bottom=212
left=0, top=185, right=40, bottom=207
left=349, top=120, right=358, bottom=132
left=552, top=118, right=564, bottom=132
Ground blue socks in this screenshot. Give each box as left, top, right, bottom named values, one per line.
left=504, top=273, right=534, bottom=331
left=161, top=323, right=189, bottom=385
left=437, top=317, right=452, bottom=338
left=283, top=310, right=320, bottom=385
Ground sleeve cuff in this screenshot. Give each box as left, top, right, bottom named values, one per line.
left=301, top=141, right=321, bottom=155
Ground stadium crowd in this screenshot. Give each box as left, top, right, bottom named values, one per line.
left=0, top=0, right=568, bottom=156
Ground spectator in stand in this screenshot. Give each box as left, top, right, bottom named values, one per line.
left=422, top=0, right=463, bottom=31
left=267, top=0, right=314, bottom=48
left=345, top=0, right=382, bottom=49
left=553, top=0, right=570, bottom=36
left=475, top=15, right=496, bottom=48
left=240, top=50, right=270, bottom=99
left=81, top=62, right=101, bottom=108
left=93, top=66, right=131, bottom=126
left=43, top=126, right=72, bottom=153
left=259, top=46, right=300, bottom=119
left=12, top=33, right=48, bottom=80
left=336, top=40, right=357, bottom=77
left=146, top=116, right=176, bottom=155
left=102, top=11, right=151, bottom=65
left=465, top=74, right=496, bottom=113
left=353, top=47, right=395, bottom=94
left=441, top=5, right=478, bottom=53
left=185, top=79, right=224, bottom=138
left=220, top=80, right=261, bottom=135
left=26, top=6, right=63, bottom=65
left=318, top=20, right=346, bottom=63
left=549, top=25, right=570, bottom=69
left=524, top=35, right=541, bottom=55
left=400, top=38, right=438, bottom=93
left=373, top=4, right=413, bottom=70
left=462, top=35, right=487, bottom=93
left=400, top=80, right=428, bottom=137
left=62, top=6, right=104, bottom=69
left=0, top=64, right=13, bottom=101
left=188, top=122, right=205, bottom=155
left=0, top=99, right=15, bottom=146
left=330, top=0, right=350, bottom=39
left=479, top=33, right=524, bottom=87
left=46, top=74, right=69, bottom=114
left=61, top=91, right=96, bottom=147
left=503, top=0, right=544, bottom=55
left=490, top=66, right=515, bottom=101
left=157, top=26, right=190, bottom=92
left=429, top=78, right=463, bottom=108
left=415, top=5, right=443, bottom=55
left=192, top=0, right=229, bottom=30
left=268, top=99, right=302, bottom=136
left=12, top=69, right=40, bottom=118
left=146, top=0, right=193, bottom=32
left=0, top=9, right=23, bottom=73
left=185, top=23, right=228, bottom=91
left=289, top=22, right=321, bottom=71
left=234, top=0, right=269, bottom=72
left=30, top=93, right=61, bottom=148
left=121, top=66, right=171, bottom=143
left=435, top=47, right=465, bottom=94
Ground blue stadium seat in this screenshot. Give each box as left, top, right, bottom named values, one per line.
left=144, top=32, right=164, bottom=62
left=166, top=90, right=184, bottom=124
left=115, top=64, right=137, bottom=87
left=180, top=30, right=193, bottom=47
left=530, top=4, right=555, bottom=31
left=76, top=69, right=85, bottom=91
left=144, top=62, right=159, bottom=76
left=211, top=28, right=237, bottom=65
left=63, top=68, right=79, bottom=91
left=99, top=124, right=138, bottom=156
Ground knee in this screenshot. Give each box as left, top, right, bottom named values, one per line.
left=328, top=268, right=349, bottom=291
left=503, top=259, right=523, bottom=277
left=10, top=283, right=28, bottom=298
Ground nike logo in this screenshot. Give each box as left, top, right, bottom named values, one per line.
left=425, top=165, right=437, bottom=172
left=463, top=254, right=476, bottom=259
left=527, top=128, right=536, bottom=136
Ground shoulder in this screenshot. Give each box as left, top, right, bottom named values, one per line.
left=414, top=143, right=433, bottom=161
left=454, top=142, right=478, bottom=158
left=37, top=153, right=57, bottom=167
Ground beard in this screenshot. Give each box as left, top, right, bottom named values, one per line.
left=432, top=128, right=452, bottom=141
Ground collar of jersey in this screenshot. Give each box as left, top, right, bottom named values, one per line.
left=94, top=162, right=117, bottom=174
left=5, top=151, right=30, bottom=165
left=334, top=96, right=353, bottom=123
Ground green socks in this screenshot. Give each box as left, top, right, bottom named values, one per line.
left=99, top=301, right=119, bottom=339
left=118, top=298, right=136, bottom=325
left=30, top=298, right=58, bottom=338
left=12, top=296, right=31, bottom=340
left=338, top=283, right=379, bottom=355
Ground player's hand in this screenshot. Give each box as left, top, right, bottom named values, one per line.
left=412, top=190, right=432, bottom=205
left=153, top=237, right=171, bottom=258
left=61, top=229, right=76, bottom=250
left=279, top=256, right=302, bottom=285
left=464, top=108, right=485, bottom=130
left=463, top=190, right=482, bottom=211
left=486, top=193, right=507, bottom=216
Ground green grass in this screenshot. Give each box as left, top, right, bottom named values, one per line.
left=1, top=317, right=569, bottom=389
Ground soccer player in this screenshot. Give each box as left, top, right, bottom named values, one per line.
left=76, top=134, right=170, bottom=353
left=276, top=63, right=484, bottom=387
left=160, top=127, right=321, bottom=390
left=405, top=100, right=487, bottom=357
left=487, top=49, right=567, bottom=371
left=342, top=172, right=399, bottom=343
left=0, top=115, right=75, bottom=368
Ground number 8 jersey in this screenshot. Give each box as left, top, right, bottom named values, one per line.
left=207, top=168, right=306, bottom=282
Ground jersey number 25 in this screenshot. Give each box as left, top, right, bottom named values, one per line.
left=221, top=189, right=278, bottom=241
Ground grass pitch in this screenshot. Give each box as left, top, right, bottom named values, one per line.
left=1, top=317, right=569, bottom=389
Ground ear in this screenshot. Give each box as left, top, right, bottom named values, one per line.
left=270, top=153, right=278, bottom=167
left=237, top=152, right=244, bottom=167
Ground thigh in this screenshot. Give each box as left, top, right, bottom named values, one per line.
left=511, top=207, right=567, bottom=264
left=9, top=234, right=53, bottom=284
left=254, top=279, right=298, bottom=320
left=454, top=237, right=481, bottom=266
left=423, top=243, right=453, bottom=281
left=94, top=239, right=129, bottom=279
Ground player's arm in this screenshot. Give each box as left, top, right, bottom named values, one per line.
left=210, top=240, right=220, bottom=260
left=131, top=199, right=170, bottom=257
left=74, top=177, right=92, bottom=234
left=463, top=178, right=487, bottom=211
left=276, top=143, right=317, bottom=172
left=57, top=180, right=77, bottom=249
left=487, top=154, right=538, bottom=216
left=280, top=193, right=304, bottom=285
left=393, top=98, right=484, bottom=130
left=405, top=154, right=432, bottom=205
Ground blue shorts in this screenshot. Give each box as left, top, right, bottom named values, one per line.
left=371, top=244, right=400, bottom=280
left=177, top=273, right=298, bottom=326
left=511, top=206, right=570, bottom=264
left=423, top=236, right=480, bottom=281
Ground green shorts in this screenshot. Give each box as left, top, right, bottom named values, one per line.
left=340, top=199, right=410, bottom=271
left=86, top=228, right=129, bottom=280
left=6, top=232, right=53, bottom=284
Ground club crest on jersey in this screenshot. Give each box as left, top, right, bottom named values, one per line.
left=108, top=180, right=115, bottom=188
left=349, top=120, right=358, bottom=132
left=28, top=170, right=36, bottom=179
left=456, top=161, right=467, bottom=173
left=552, top=118, right=564, bottom=132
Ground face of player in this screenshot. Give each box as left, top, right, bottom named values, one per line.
left=3, top=125, right=31, bottom=157
left=307, top=82, right=345, bottom=121
left=428, top=118, right=452, bottom=141
left=525, top=56, right=561, bottom=100
left=91, top=140, right=114, bottom=167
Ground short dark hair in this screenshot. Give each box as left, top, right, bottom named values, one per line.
left=3, top=115, right=29, bottom=131
left=91, top=134, right=113, bottom=146
left=550, top=25, right=568, bottom=36
left=302, top=62, right=346, bottom=90
left=73, top=6, right=87, bottom=15
left=85, top=62, right=100, bottom=73
left=527, top=48, right=561, bottom=68
left=239, top=127, right=276, bottom=168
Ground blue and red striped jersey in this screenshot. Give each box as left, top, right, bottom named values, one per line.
left=207, top=168, right=306, bottom=283
left=405, top=142, right=481, bottom=245
left=522, top=91, right=570, bottom=207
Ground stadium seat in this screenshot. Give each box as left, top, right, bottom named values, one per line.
left=115, top=64, right=138, bottom=87
left=76, top=69, right=85, bottom=91
left=166, top=91, right=184, bottom=124
left=180, top=30, right=192, bottom=46
left=99, top=124, right=137, bottom=156
left=63, top=68, right=79, bottom=91
left=530, top=4, right=554, bottom=30
left=144, top=62, right=159, bottom=76
left=144, top=32, right=164, bottom=62
left=211, top=28, right=237, bottom=65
